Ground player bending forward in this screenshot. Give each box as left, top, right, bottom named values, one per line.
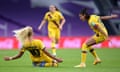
left=4, top=26, right=63, bottom=67
left=75, top=8, right=118, bottom=68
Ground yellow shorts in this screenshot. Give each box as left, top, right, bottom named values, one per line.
left=81, top=34, right=108, bottom=51
left=92, top=34, right=107, bottom=43
left=48, top=28, right=60, bottom=40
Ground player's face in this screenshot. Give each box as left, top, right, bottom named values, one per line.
left=79, top=14, right=86, bottom=21
left=49, top=5, right=56, bottom=12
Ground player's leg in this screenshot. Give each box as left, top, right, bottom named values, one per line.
left=51, top=37, right=57, bottom=56
left=90, top=34, right=106, bottom=65
left=32, top=61, right=58, bottom=67
left=55, top=28, right=60, bottom=46
left=74, top=35, right=101, bottom=68
left=89, top=48, right=101, bottom=65
left=42, top=55, right=58, bottom=67
left=48, top=29, right=57, bottom=56
left=50, top=28, right=60, bottom=56
left=74, top=43, right=88, bottom=68
left=74, top=42, right=90, bottom=68
left=44, top=61, right=58, bottom=67
left=54, top=28, right=61, bottom=54
left=32, top=55, right=58, bottom=67
left=51, top=29, right=59, bottom=56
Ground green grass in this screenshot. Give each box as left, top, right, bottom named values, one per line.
left=0, top=48, right=120, bottom=72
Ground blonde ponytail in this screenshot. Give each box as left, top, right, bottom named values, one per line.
left=13, top=26, right=32, bottom=44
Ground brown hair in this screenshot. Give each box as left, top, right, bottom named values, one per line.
left=54, top=6, right=60, bottom=11
left=80, top=8, right=90, bottom=20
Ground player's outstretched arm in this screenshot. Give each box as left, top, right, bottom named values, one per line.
left=42, top=48, right=63, bottom=63
left=100, top=14, right=118, bottom=20
left=4, top=51, right=24, bottom=61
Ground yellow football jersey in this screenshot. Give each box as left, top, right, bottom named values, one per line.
left=21, top=39, right=47, bottom=62
left=88, top=15, right=108, bottom=36
left=44, top=11, right=64, bottom=29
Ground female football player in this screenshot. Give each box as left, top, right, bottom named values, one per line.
left=4, top=26, right=63, bottom=67
left=38, top=5, right=66, bottom=56
left=75, top=8, right=118, bottom=68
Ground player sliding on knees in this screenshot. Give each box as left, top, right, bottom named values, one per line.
left=4, top=26, right=63, bottom=67
left=74, top=8, right=118, bottom=68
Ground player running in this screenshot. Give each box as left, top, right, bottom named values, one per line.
left=38, top=5, right=66, bottom=56
left=4, top=26, right=63, bottom=67
left=75, top=8, right=118, bottom=68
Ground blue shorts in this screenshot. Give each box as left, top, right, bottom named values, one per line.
left=32, top=61, right=46, bottom=67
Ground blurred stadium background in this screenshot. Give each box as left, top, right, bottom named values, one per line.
left=0, top=0, right=120, bottom=72
left=0, top=0, right=120, bottom=49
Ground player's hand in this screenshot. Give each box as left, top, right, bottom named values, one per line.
left=111, top=14, right=118, bottom=18
left=4, top=56, right=12, bottom=61
left=59, top=25, right=63, bottom=30
left=56, top=58, right=63, bottom=63
left=38, top=26, right=42, bottom=31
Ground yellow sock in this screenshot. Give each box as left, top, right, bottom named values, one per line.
left=51, top=41, right=56, bottom=55
left=52, top=47, right=56, bottom=55
left=92, top=51, right=98, bottom=58
left=89, top=49, right=99, bottom=58
left=45, top=63, right=58, bottom=67
left=81, top=52, right=87, bottom=63
left=81, top=43, right=88, bottom=63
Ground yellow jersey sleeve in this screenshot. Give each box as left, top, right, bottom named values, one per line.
left=58, top=12, right=64, bottom=19
left=44, top=12, right=49, bottom=20
left=37, top=40, right=45, bottom=50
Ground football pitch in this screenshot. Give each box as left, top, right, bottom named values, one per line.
left=0, top=48, right=120, bottom=72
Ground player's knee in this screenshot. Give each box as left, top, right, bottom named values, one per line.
left=81, top=43, right=88, bottom=51
left=82, top=50, right=87, bottom=53
left=89, top=48, right=94, bottom=52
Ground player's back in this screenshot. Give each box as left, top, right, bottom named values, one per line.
left=22, top=39, right=45, bottom=62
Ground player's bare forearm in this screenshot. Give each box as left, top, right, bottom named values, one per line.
left=38, top=19, right=46, bottom=30
left=4, top=51, right=24, bottom=61
left=43, top=48, right=58, bottom=60
left=100, top=14, right=118, bottom=20
left=60, top=18, right=66, bottom=27
left=59, top=18, right=66, bottom=30
left=42, top=48, right=63, bottom=63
